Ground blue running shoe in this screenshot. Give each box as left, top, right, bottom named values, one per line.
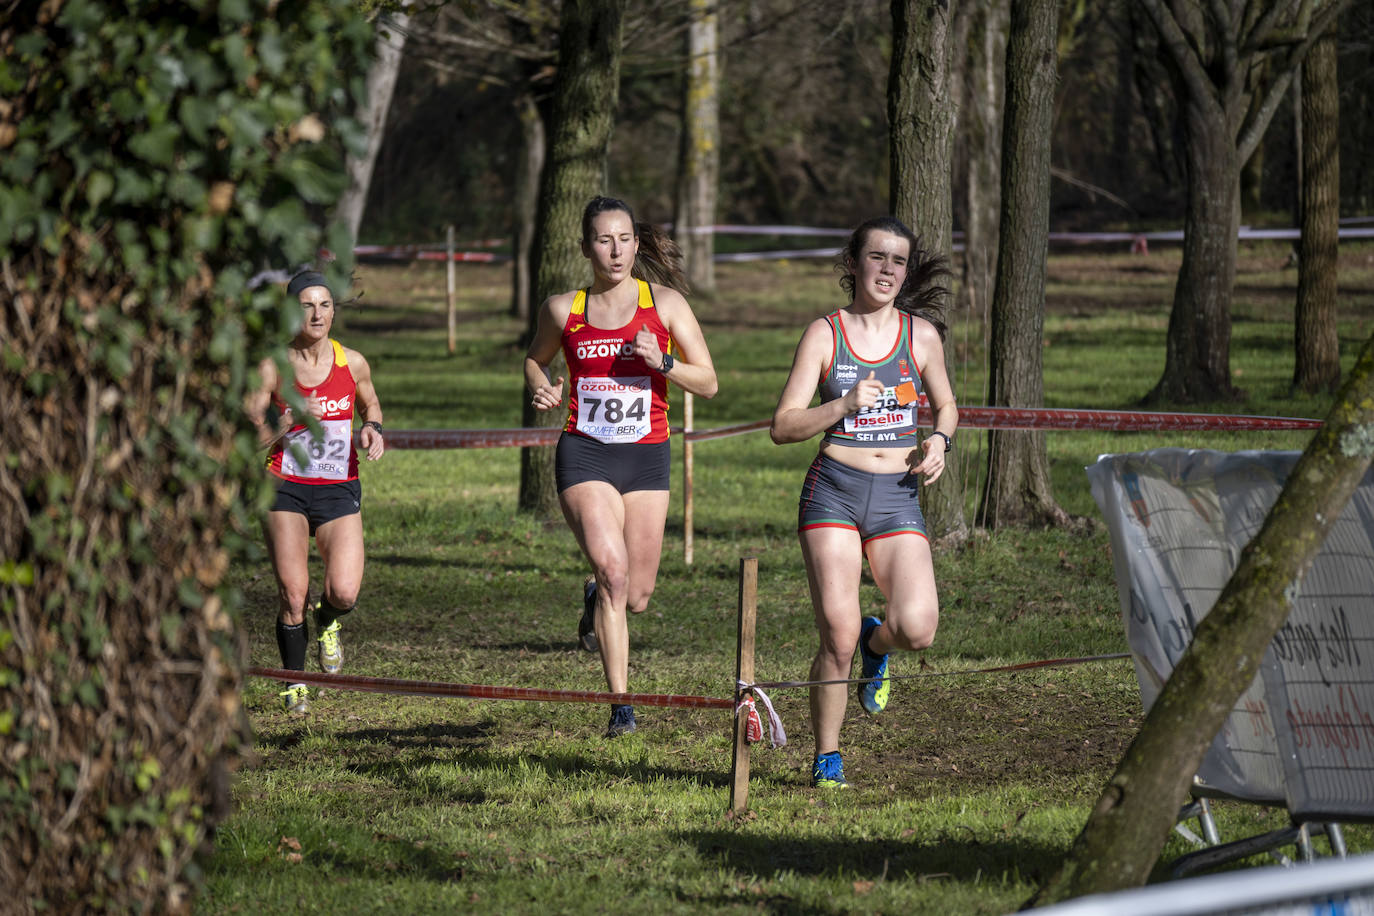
left=857, top=616, right=890, bottom=715
left=605, top=704, right=636, bottom=738
left=811, top=751, right=848, bottom=788
left=579, top=577, right=599, bottom=652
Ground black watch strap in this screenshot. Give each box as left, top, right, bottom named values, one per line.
left=658, top=352, right=675, bottom=373
left=364, top=420, right=384, bottom=434
left=931, top=431, right=952, bottom=452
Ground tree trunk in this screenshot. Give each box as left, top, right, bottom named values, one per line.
left=518, top=0, right=628, bottom=517
left=1136, top=0, right=1354, bottom=405
left=510, top=90, right=545, bottom=321
left=336, top=7, right=410, bottom=248
left=1145, top=91, right=1240, bottom=404
left=889, top=0, right=967, bottom=545
left=978, top=0, right=1065, bottom=530
left=1029, top=326, right=1374, bottom=905
left=1293, top=31, right=1341, bottom=394
left=675, top=0, right=719, bottom=295
left=959, top=0, right=1008, bottom=336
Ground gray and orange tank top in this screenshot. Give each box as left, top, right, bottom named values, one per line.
left=819, top=311, right=926, bottom=448
left=561, top=278, right=673, bottom=444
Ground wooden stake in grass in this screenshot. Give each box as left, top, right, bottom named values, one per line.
left=684, top=391, right=695, bottom=565
left=729, top=556, right=758, bottom=815
left=446, top=223, right=457, bottom=356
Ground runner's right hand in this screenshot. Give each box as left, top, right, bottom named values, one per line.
left=531, top=376, right=565, bottom=411
left=843, top=371, right=883, bottom=415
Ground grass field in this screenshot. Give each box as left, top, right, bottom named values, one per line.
left=198, top=244, right=1374, bottom=914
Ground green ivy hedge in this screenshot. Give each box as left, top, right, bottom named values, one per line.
left=0, top=1, right=372, bottom=910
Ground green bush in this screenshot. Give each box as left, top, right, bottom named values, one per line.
left=0, top=2, right=371, bottom=910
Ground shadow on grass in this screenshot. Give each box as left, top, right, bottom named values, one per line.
left=334, top=733, right=730, bottom=792
left=678, top=826, right=1063, bottom=886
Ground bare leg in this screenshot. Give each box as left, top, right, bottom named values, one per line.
left=560, top=482, right=632, bottom=693
left=314, top=512, right=365, bottom=612
left=799, top=526, right=865, bottom=756
left=265, top=511, right=312, bottom=625
left=863, top=533, right=939, bottom=656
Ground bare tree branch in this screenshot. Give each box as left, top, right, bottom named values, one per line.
left=1236, top=0, right=1354, bottom=160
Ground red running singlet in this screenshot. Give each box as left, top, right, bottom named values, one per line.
left=561, top=279, right=673, bottom=445
left=266, top=339, right=360, bottom=484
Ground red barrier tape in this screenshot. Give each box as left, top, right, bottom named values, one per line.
left=939, top=406, right=1321, bottom=432
left=381, top=408, right=1320, bottom=450
left=247, top=667, right=734, bottom=710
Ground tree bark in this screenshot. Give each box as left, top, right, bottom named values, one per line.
left=518, top=0, right=628, bottom=517
left=1145, top=87, right=1241, bottom=403
left=510, top=90, right=545, bottom=321
left=1029, top=326, right=1374, bottom=905
left=336, top=6, right=410, bottom=248
left=978, top=0, right=1065, bottom=529
left=889, top=0, right=967, bottom=545
left=675, top=0, right=719, bottom=295
left=958, top=0, right=1008, bottom=336
left=1293, top=31, right=1341, bottom=395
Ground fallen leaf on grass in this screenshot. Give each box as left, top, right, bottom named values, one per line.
left=277, top=836, right=303, bottom=864
left=853, top=880, right=875, bottom=894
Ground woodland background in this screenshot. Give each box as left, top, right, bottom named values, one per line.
left=364, top=0, right=1374, bottom=244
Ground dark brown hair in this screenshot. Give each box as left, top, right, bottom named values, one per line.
left=581, top=196, right=690, bottom=295
left=837, top=216, right=949, bottom=338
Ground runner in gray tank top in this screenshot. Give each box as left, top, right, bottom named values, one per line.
left=770, top=216, right=959, bottom=788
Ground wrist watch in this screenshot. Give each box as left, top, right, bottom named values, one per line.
left=931, top=431, right=952, bottom=452
left=658, top=352, right=675, bottom=373
left=364, top=420, right=384, bottom=434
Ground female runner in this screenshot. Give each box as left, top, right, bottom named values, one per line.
left=770, top=216, right=957, bottom=786
left=525, top=197, right=717, bottom=737
left=249, top=270, right=385, bottom=713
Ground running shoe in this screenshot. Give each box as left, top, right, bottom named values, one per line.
left=280, top=683, right=309, bottom=714
left=317, top=618, right=343, bottom=674
left=605, top=704, right=636, bottom=737
left=811, top=751, right=848, bottom=788
left=857, top=616, right=890, bottom=715
left=578, top=577, right=599, bottom=652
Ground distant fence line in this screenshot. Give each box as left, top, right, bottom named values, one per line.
left=351, top=222, right=1374, bottom=265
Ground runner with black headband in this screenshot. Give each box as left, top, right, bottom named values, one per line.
left=248, top=270, right=385, bottom=713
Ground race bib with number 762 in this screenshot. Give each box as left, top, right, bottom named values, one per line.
left=279, top=418, right=353, bottom=480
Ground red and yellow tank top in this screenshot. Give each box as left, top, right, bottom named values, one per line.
left=561, top=279, right=672, bottom=444
left=819, top=311, right=927, bottom=448
left=266, top=339, right=360, bottom=483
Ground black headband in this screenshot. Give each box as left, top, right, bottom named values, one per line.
left=287, top=270, right=332, bottom=299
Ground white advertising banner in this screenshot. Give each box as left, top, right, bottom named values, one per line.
left=1087, top=449, right=1374, bottom=820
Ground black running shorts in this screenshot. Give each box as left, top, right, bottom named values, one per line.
left=555, top=433, right=671, bottom=494
left=270, top=478, right=362, bottom=535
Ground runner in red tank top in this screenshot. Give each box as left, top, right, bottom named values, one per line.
left=248, top=270, right=385, bottom=714
left=524, top=197, right=718, bottom=738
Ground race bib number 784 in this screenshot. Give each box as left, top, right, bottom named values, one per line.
left=576, top=376, right=651, bottom=443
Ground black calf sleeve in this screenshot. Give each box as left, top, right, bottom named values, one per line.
left=276, top=621, right=307, bottom=671
left=315, top=596, right=356, bottom=629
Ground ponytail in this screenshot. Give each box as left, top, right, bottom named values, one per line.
left=632, top=221, right=689, bottom=295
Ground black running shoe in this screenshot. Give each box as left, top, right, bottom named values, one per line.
left=579, top=577, right=599, bottom=652
left=605, top=704, right=636, bottom=738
